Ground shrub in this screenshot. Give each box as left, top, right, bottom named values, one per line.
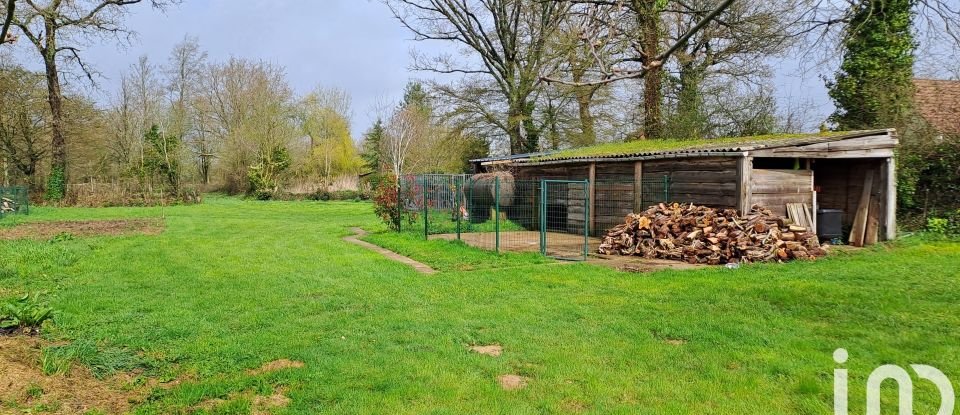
left=926, top=209, right=960, bottom=236
left=372, top=174, right=417, bottom=231
left=248, top=146, right=292, bottom=200
left=1, top=293, right=54, bottom=333
left=45, top=166, right=66, bottom=202
left=308, top=189, right=371, bottom=201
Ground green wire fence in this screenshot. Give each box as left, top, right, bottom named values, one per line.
left=0, top=186, right=30, bottom=219
left=398, top=173, right=671, bottom=261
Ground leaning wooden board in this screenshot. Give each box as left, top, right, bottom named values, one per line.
left=849, top=170, right=874, bottom=247
left=865, top=198, right=881, bottom=246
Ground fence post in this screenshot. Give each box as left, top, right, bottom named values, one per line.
left=22, top=186, right=29, bottom=215
left=663, top=175, right=670, bottom=203
left=539, top=180, right=546, bottom=256
left=422, top=176, right=428, bottom=240
left=584, top=179, right=589, bottom=261
left=495, top=176, right=500, bottom=254
left=455, top=178, right=461, bottom=241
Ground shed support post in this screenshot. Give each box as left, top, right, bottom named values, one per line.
left=633, top=161, right=643, bottom=212
left=884, top=157, right=897, bottom=240
left=588, top=163, right=596, bottom=235
left=738, top=155, right=753, bottom=213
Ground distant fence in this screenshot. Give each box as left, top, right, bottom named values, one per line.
left=66, top=181, right=201, bottom=207
left=397, top=173, right=671, bottom=260
left=0, top=186, right=29, bottom=218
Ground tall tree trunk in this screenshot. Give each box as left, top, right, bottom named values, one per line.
left=671, top=63, right=707, bottom=139
left=640, top=1, right=662, bottom=139
left=507, top=102, right=526, bottom=154
left=521, top=99, right=539, bottom=153
left=41, top=20, right=67, bottom=200
left=570, top=62, right=598, bottom=146
left=575, top=88, right=597, bottom=146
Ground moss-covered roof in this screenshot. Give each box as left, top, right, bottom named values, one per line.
left=514, top=130, right=891, bottom=163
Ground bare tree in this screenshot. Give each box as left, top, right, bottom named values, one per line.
left=543, top=0, right=735, bottom=138
left=163, top=36, right=206, bottom=184
left=11, top=0, right=173, bottom=199
left=127, top=56, right=164, bottom=170
left=793, top=0, right=960, bottom=70
left=298, top=86, right=357, bottom=186
left=386, top=0, right=569, bottom=154
left=1, top=0, right=15, bottom=45
left=0, top=65, right=47, bottom=188
left=383, top=105, right=428, bottom=179
left=201, top=58, right=296, bottom=193
left=164, top=36, right=206, bottom=142
left=105, top=74, right=137, bottom=174
left=660, top=0, right=799, bottom=139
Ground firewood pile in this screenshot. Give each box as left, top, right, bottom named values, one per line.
left=1, top=197, right=16, bottom=213
left=598, top=203, right=827, bottom=264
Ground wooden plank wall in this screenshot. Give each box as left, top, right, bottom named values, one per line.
left=513, top=165, right=590, bottom=181
left=512, top=164, right=589, bottom=232
left=750, top=169, right=814, bottom=216
left=566, top=182, right=587, bottom=234
left=645, top=157, right=740, bottom=208
left=594, top=162, right=636, bottom=235
left=813, top=159, right=885, bottom=226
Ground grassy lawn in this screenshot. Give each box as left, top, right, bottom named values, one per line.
left=1, top=197, right=959, bottom=414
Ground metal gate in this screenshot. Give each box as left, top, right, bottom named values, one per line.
left=540, top=180, right=589, bottom=261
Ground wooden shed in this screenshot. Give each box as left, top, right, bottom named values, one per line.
left=472, top=129, right=899, bottom=244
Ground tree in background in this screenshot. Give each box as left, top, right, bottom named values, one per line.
left=298, top=87, right=363, bottom=189
left=360, top=119, right=385, bottom=173
left=0, top=65, right=47, bottom=189
left=11, top=0, right=173, bottom=201
left=543, top=0, right=735, bottom=140
left=201, top=58, right=297, bottom=194
left=828, top=0, right=917, bottom=130
left=1, top=0, right=15, bottom=45
left=164, top=36, right=207, bottom=183
left=386, top=0, right=569, bottom=154
left=660, top=0, right=798, bottom=139
left=382, top=103, right=428, bottom=180
left=142, top=124, right=180, bottom=194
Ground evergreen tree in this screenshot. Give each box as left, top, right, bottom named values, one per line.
left=361, top=119, right=386, bottom=172
left=401, top=81, right=432, bottom=115
left=828, top=0, right=916, bottom=130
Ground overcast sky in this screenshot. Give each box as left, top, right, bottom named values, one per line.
left=7, top=0, right=835, bottom=138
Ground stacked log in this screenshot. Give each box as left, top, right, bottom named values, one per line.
left=1, top=197, right=15, bottom=213
left=598, top=203, right=827, bottom=264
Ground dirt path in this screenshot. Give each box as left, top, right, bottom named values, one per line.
left=343, top=228, right=437, bottom=275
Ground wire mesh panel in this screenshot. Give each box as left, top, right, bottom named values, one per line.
left=398, top=174, right=467, bottom=237
left=0, top=186, right=30, bottom=219
left=395, top=173, right=669, bottom=260
left=592, top=175, right=671, bottom=236
left=541, top=180, right=589, bottom=261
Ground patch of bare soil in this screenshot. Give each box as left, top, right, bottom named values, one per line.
left=246, top=359, right=305, bottom=376
left=252, top=388, right=292, bottom=415
left=0, top=219, right=164, bottom=241
left=0, top=336, right=146, bottom=414
left=470, top=344, right=503, bottom=357
left=589, top=254, right=707, bottom=273
left=497, top=374, right=528, bottom=391
left=664, top=338, right=687, bottom=346
left=192, top=387, right=292, bottom=415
